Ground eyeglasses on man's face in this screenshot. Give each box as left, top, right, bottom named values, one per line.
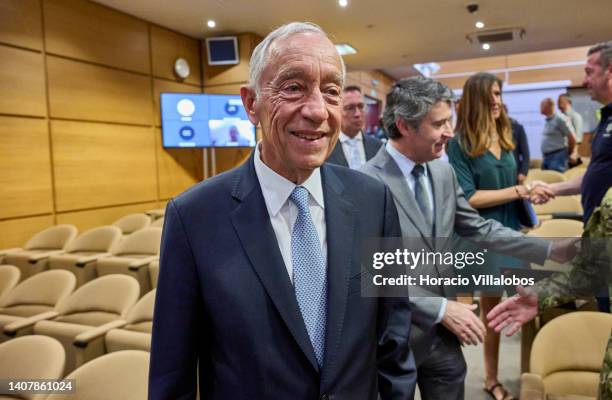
left=343, top=103, right=366, bottom=114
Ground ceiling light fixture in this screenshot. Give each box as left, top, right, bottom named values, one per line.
left=475, top=21, right=485, bottom=29
left=335, top=43, right=357, bottom=55
left=338, top=0, right=348, bottom=7
left=207, top=20, right=216, bottom=28
left=482, top=43, right=491, bottom=50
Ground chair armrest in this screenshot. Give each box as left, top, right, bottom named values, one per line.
left=0, top=248, right=22, bottom=257
left=520, top=373, right=545, bottom=400
left=73, top=319, right=128, bottom=348
left=129, top=256, right=158, bottom=271
left=75, top=253, right=111, bottom=267
left=3, top=311, right=59, bottom=336
left=29, top=250, right=65, bottom=263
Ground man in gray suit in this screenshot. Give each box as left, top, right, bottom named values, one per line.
left=361, top=76, right=573, bottom=400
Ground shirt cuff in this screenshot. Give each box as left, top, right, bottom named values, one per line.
left=435, top=298, right=448, bottom=324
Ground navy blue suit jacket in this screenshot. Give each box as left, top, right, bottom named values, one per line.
left=149, top=154, right=416, bottom=400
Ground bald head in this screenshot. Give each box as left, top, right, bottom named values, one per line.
left=540, top=98, right=554, bottom=116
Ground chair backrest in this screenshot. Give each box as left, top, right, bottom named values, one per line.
left=533, top=196, right=583, bottom=215
left=527, top=219, right=584, bottom=237
left=112, top=214, right=151, bottom=235
left=55, top=275, right=139, bottom=324
left=149, top=260, right=159, bottom=289
left=124, top=289, right=156, bottom=332
left=525, top=169, right=567, bottom=184
left=0, top=335, right=65, bottom=400
left=47, top=350, right=149, bottom=400
left=0, top=270, right=76, bottom=309
left=24, top=225, right=78, bottom=251
left=563, top=167, right=587, bottom=181
left=530, top=311, right=612, bottom=398
left=151, top=217, right=165, bottom=228
left=112, top=227, right=162, bottom=257
left=64, top=226, right=122, bottom=254
left=0, top=264, right=20, bottom=301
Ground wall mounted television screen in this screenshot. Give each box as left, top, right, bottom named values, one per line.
left=160, top=93, right=256, bottom=148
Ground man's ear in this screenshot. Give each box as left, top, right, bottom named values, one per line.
left=241, top=86, right=260, bottom=125
left=395, top=117, right=415, bottom=137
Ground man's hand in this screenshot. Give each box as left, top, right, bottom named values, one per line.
left=441, top=300, right=486, bottom=345
left=549, top=237, right=580, bottom=263
left=487, top=286, right=538, bottom=336
left=529, top=181, right=555, bottom=204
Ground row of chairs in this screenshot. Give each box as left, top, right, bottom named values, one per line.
left=0, top=270, right=154, bottom=374
left=525, top=166, right=587, bottom=185
left=0, top=336, right=149, bottom=400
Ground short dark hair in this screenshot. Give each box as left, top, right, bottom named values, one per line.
left=558, top=93, right=572, bottom=104
left=343, top=85, right=362, bottom=93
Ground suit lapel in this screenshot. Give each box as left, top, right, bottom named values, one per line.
left=427, top=161, right=445, bottom=238
left=320, top=165, right=354, bottom=379
left=372, top=148, right=434, bottom=249
left=229, top=157, right=320, bottom=371
left=364, top=136, right=381, bottom=160
left=328, top=142, right=349, bottom=167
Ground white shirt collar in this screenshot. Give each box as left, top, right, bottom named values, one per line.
left=385, top=141, right=428, bottom=179
left=253, top=142, right=325, bottom=217
left=339, top=131, right=363, bottom=143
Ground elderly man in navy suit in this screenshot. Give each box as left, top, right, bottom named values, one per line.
left=149, top=22, right=416, bottom=400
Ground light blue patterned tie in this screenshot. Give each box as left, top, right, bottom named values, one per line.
left=290, top=186, right=327, bottom=367
left=347, top=138, right=363, bottom=170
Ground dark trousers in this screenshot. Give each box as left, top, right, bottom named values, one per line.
left=417, top=330, right=467, bottom=400
left=542, top=148, right=568, bottom=172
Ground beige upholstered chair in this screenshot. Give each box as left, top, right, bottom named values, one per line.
left=520, top=311, right=612, bottom=400
left=563, top=167, right=587, bottom=181
left=145, top=208, right=165, bottom=221
left=533, top=196, right=583, bottom=219
left=48, top=226, right=122, bottom=287
left=0, top=225, right=78, bottom=281
left=0, top=336, right=65, bottom=400
left=151, top=217, right=165, bottom=228
left=95, top=228, right=162, bottom=294
left=149, top=260, right=159, bottom=289
left=45, top=350, right=149, bottom=400
left=525, top=169, right=567, bottom=184
left=74, top=289, right=156, bottom=363
left=0, top=265, right=20, bottom=303
left=528, top=219, right=583, bottom=238
left=0, top=270, right=76, bottom=343
left=3, top=274, right=139, bottom=374
left=112, top=214, right=151, bottom=236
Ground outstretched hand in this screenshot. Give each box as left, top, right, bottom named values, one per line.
left=442, top=300, right=486, bottom=345
left=486, top=286, right=538, bottom=336
left=529, top=181, right=555, bottom=204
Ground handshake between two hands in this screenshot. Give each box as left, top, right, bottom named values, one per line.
left=517, top=180, right=556, bottom=205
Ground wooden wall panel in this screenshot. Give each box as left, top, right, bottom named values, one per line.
left=153, top=79, right=201, bottom=126
left=47, top=56, right=152, bottom=125
left=434, top=56, right=506, bottom=75
left=203, top=84, right=243, bottom=95
left=214, top=148, right=251, bottom=174
left=437, top=73, right=506, bottom=91
left=203, top=33, right=261, bottom=87
left=51, top=121, right=157, bottom=211
left=509, top=65, right=585, bottom=86
left=0, top=215, right=54, bottom=249
left=155, top=128, right=202, bottom=200
left=0, top=46, right=46, bottom=116
left=151, top=26, right=201, bottom=86
left=0, top=117, right=53, bottom=219
left=56, top=202, right=159, bottom=232
left=44, top=0, right=150, bottom=74
left=507, top=46, right=588, bottom=68
left=0, top=0, right=43, bottom=50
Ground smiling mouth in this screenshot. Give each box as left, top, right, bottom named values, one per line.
left=290, top=131, right=326, bottom=141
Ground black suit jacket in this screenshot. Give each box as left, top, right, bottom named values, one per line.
left=149, top=154, right=416, bottom=400
left=327, top=134, right=383, bottom=168
left=511, top=118, right=530, bottom=176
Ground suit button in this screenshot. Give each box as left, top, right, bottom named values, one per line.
left=320, top=395, right=330, bottom=400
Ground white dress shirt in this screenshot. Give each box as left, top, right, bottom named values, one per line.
left=385, top=142, right=447, bottom=323
left=339, top=131, right=367, bottom=169
left=253, top=143, right=327, bottom=283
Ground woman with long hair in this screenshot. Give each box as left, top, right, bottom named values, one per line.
left=447, top=72, right=547, bottom=400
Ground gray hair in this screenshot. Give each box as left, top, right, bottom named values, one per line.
left=588, top=41, right=612, bottom=69
left=248, top=22, right=346, bottom=95
left=383, top=76, right=455, bottom=140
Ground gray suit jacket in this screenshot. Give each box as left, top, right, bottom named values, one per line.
left=361, top=145, right=549, bottom=363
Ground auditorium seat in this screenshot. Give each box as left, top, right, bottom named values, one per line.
left=95, top=228, right=162, bottom=294
left=533, top=196, right=583, bottom=220
left=563, top=167, right=587, bottom=181
left=0, top=265, right=20, bottom=302
left=528, top=219, right=583, bottom=238
left=0, top=270, right=76, bottom=343
left=48, top=226, right=122, bottom=287
left=151, top=217, right=164, bottom=228
left=73, top=289, right=156, bottom=364
left=145, top=208, right=165, bottom=221
left=520, top=311, right=612, bottom=400
left=525, top=169, right=567, bottom=184
left=112, top=214, right=151, bottom=236
left=148, top=260, right=159, bottom=289
left=45, top=350, right=149, bottom=400
left=0, top=225, right=78, bottom=281
left=3, top=274, right=139, bottom=373
left=0, top=335, right=65, bottom=400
